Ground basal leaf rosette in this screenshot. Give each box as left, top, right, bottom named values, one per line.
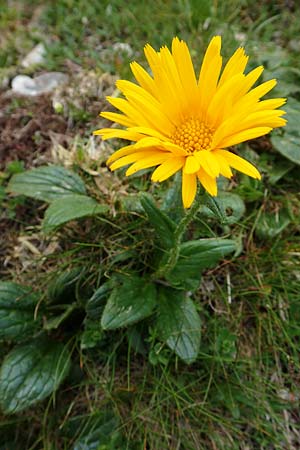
left=94, top=36, right=286, bottom=207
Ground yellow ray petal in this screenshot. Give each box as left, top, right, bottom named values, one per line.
left=107, top=144, right=139, bottom=165
left=198, top=37, right=223, bottom=113
left=110, top=150, right=162, bottom=171
left=106, top=138, right=174, bottom=166
left=216, top=150, right=261, bottom=179
left=197, top=168, right=218, bottom=196
left=172, top=37, right=198, bottom=111
left=215, top=127, right=272, bottom=148
left=159, top=45, right=186, bottom=107
left=198, top=36, right=221, bottom=85
left=182, top=172, right=197, bottom=208
left=106, top=96, right=149, bottom=126
left=251, top=97, right=286, bottom=112
left=212, top=150, right=233, bottom=178
left=206, top=73, right=245, bottom=127
left=194, top=150, right=220, bottom=178
left=126, top=153, right=171, bottom=176
left=212, top=110, right=285, bottom=148
left=151, top=156, right=185, bottom=182
left=218, top=47, right=248, bottom=88
left=233, top=110, right=286, bottom=131
left=221, top=66, right=264, bottom=109
left=198, top=52, right=223, bottom=115
left=160, top=141, right=187, bottom=156
left=230, top=79, right=279, bottom=116
left=144, top=43, right=162, bottom=79
left=116, top=80, right=173, bottom=127
left=94, top=128, right=142, bottom=142
left=135, top=136, right=163, bottom=149
left=130, top=126, right=169, bottom=140
left=243, top=79, right=277, bottom=103
left=116, top=80, right=174, bottom=132
left=126, top=91, right=174, bottom=133
left=184, top=155, right=201, bottom=174
left=151, top=72, right=183, bottom=122
left=237, top=65, right=264, bottom=97
left=100, top=111, right=134, bottom=127
left=144, top=43, right=183, bottom=121
left=130, top=61, right=158, bottom=98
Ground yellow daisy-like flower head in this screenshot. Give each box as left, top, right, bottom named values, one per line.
left=94, top=36, right=286, bottom=208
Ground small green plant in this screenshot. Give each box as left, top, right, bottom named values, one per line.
left=2, top=1, right=300, bottom=448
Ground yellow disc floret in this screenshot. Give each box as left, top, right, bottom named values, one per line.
left=172, top=118, right=214, bottom=153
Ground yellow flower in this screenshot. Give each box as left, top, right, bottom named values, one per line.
left=94, top=37, right=286, bottom=208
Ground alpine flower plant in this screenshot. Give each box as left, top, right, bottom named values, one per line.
left=94, top=36, right=286, bottom=207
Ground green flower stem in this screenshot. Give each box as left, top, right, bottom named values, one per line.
left=153, top=188, right=203, bottom=280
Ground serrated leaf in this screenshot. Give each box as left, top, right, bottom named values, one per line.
left=0, top=282, right=40, bottom=342
left=42, top=195, right=109, bottom=232
left=101, top=276, right=157, bottom=330
left=0, top=339, right=71, bottom=413
left=156, top=288, right=201, bottom=363
left=140, top=193, right=176, bottom=249
left=166, top=238, right=236, bottom=290
left=7, top=165, right=86, bottom=202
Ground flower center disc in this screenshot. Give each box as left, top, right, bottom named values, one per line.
left=172, top=118, right=214, bottom=153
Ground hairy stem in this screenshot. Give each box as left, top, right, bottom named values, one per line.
left=153, top=189, right=202, bottom=280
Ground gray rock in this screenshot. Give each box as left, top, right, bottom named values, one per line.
left=21, top=43, right=46, bottom=68
left=11, top=72, right=69, bottom=96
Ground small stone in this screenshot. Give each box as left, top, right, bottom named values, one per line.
left=21, top=43, right=46, bottom=68
left=11, top=72, right=69, bottom=96
left=112, top=42, right=134, bottom=57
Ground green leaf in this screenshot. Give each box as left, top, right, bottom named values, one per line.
left=255, top=208, right=291, bottom=239
left=0, top=282, right=40, bottom=342
left=86, top=281, right=113, bottom=319
left=0, top=339, right=71, bottom=413
left=47, top=267, right=84, bottom=304
left=7, top=165, right=86, bottom=202
left=161, top=172, right=184, bottom=222
left=268, top=159, right=294, bottom=185
left=73, top=411, right=122, bottom=450
left=166, top=238, right=236, bottom=290
left=118, top=193, right=144, bottom=213
left=140, top=193, right=176, bottom=249
left=214, top=327, right=237, bottom=361
left=81, top=319, right=104, bottom=350
left=201, top=192, right=246, bottom=224
left=42, top=194, right=109, bottom=232
left=156, top=288, right=201, bottom=364
left=0, top=186, right=5, bottom=206
left=271, top=99, right=300, bottom=165
left=272, top=133, right=300, bottom=166
left=43, top=304, right=77, bottom=331
left=101, top=276, right=157, bottom=330
left=6, top=160, right=25, bottom=175
left=127, top=326, right=147, bottom=355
